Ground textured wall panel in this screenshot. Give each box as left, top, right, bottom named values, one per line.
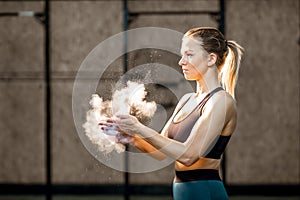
left=51, top=0, right=124, bottom=184
left=0, top=82, right=45, bottom=183
left=52, top=81, right=124, bottom=184
left=0, top=1, right=43, bottom=13
left=0, top=17, right=44, bottom=72
left=129, top=14, right=218, bottom=33
left=128, top=0, right=219, bottom=12
left=226, top=0, right=299, bottom=184
left=51, top=1, right=123, bottom=73
left=128, top=164, right=174, bottom=185
left=0, top=1, right=45, bottom=184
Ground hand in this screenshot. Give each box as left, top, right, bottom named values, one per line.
left=116, top=133, right=134, bottom=144
left=98, top=119, right=134, bottom=144
left=114, top=114, right=142, bottom=136
left=98, top=119, right=119, bottom=136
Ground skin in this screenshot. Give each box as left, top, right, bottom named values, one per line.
left=100, top=36, right=237, bottom=170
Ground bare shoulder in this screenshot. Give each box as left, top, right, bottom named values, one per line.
left=173, top=93, right=193, bottom=112
left=179, top=93, right=193, bottom=103
left=203, top=90, right=237, bottom=116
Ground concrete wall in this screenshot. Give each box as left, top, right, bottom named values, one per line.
left=226, top=0, right=299, bottom=184
left=51, top=0, right=124, bottom=184
left=0, top=0, right=299, bottom=186
left=0, top=1, right=45, bottom=183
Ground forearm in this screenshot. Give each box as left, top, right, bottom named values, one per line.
left=131, top=135, right=167, bottom=160
left=136, top=124, right=195, bottom=166
left=114, top=114, right=199, bottom=166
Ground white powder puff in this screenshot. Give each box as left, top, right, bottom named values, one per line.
left=112, top=81, right=157, bottom=117
left=83, top=82, right=157, bottom=154
left=83, top=94, right=122, bottom=154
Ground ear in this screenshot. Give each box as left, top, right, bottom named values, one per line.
left=207, top=53, right=217, bottom=67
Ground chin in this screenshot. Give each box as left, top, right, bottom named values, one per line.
left=184, top=74, right=196, bottom=81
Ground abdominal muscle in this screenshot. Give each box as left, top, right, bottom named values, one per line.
left=175, top=157, right=220, bottom=171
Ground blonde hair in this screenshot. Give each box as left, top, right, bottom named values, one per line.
left=184, top=27, right=244, bottom=98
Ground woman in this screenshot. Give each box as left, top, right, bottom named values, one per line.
left=100, top=27, right=243, bottom=200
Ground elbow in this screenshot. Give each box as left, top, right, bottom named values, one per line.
left=178, top=156, right=198, bottom=167
left=181, top=160, right=195, bottom=167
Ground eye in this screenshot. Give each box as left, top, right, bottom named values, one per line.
left=187, top=54, right=193, bottom=57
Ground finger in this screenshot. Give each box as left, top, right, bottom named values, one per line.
left=106, top=119, right=115, bottom=123
left=98, top=120, right=107, bottom=125
left=102, top=127, right=119, bottom=136
left=99, top=124, right=111, bottom=130
left=98, top=122, right=109, bottom=126
left=98, top=122, right=115, bottom=127
left=99, top=118, right=115, bottom=124
left=114, top=117, right=131, bottom=125
left=115, top=114, right=130, bottom=119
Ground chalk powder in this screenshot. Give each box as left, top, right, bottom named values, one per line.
left=83, top=81, right=157, bottom=153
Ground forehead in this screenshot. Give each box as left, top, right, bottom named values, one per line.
left=181, top=36, right=204, bottom=52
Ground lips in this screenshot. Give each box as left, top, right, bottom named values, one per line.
left=182, top=68, right=189, bottom=73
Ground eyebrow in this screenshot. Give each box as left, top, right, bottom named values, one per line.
left=180, top=49, right=194, bottom=55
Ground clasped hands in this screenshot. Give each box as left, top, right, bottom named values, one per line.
left=99, top=114, right=140, bottom=144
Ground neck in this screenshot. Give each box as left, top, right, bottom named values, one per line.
left=196, top=67, right=221, bottom=95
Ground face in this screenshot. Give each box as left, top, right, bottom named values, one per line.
left=179, top=36, right=210, bottom=81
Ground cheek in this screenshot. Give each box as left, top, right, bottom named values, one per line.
left=190, top=59, right=209, bottom=75
left=189, top=57, right=206, bottom=69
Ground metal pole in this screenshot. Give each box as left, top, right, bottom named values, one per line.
left=44, top=0, right=52, bottom=199
left=219, top=0, right=225, bottom=34
left=123, top=0, right=130, bottom=200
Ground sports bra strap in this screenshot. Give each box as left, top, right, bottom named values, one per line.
left=198, top=87, right=223, bottom=114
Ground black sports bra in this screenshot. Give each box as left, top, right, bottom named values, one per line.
left=167, top=87, right=230, bottom=159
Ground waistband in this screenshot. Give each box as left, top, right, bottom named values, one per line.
left=175, top=169, right=221, bottom=182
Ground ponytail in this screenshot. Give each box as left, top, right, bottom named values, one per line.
left=219, top=40, right=244, bottom=98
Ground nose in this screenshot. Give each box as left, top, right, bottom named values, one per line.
left=179, top=56, right=187, bottom=66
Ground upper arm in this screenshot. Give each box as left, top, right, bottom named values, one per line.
left=181, top=92, right=236, bottom=162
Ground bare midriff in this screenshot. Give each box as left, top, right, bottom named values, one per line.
left=175, top=157, right=220, bottom=171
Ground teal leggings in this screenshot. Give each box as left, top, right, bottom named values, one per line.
left=173, top=180, right=229, bottom=200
